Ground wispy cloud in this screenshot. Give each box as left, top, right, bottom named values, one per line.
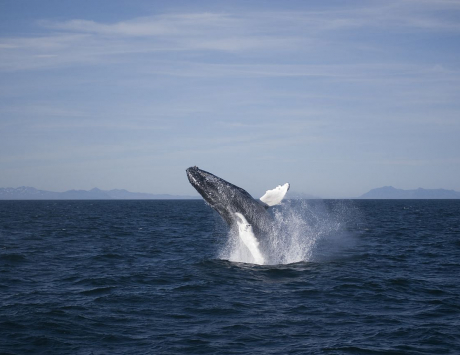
left=2, top=3, right=460, bottom=72
left=41, top=13, right=244, bottom=37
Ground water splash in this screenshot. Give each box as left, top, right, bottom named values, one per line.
left=218, top=199, right=358, bottom=265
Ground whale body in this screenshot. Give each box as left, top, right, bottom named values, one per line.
left=186, top=166, right=289, bottom=263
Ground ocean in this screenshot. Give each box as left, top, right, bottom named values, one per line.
left=1, top=199, right=459, bottom=354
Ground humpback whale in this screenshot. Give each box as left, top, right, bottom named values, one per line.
left=186, top=166, right=289, bottom=263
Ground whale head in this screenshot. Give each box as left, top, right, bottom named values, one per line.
left=186, top=166, right=259, bottom=225
left=186, top=166, right=223, bottom=203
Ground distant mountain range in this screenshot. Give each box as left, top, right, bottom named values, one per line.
left=0, top=187, right=199, bottom=200
left=360, top=186, right=460, bottom=199
left=2, top=186, right=459, bottom=200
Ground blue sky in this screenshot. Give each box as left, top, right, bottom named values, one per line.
left=1, top=0, right=459, bottom=198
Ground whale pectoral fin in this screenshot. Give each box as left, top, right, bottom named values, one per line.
left=259, top=183, right=290, bottom=207
left=234, top=213, right=265, bottom=265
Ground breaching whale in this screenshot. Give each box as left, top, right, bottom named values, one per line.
left=186, top=166, right=289, bottom=264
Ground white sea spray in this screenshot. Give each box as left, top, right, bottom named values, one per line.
left=218, top=199, right=357, bottom=265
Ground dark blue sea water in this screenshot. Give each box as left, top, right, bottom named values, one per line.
left=1, top=199, right=459, bottom=354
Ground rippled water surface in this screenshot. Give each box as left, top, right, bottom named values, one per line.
left=1, top=200, right=459, bottom=354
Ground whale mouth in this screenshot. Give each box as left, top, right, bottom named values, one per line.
left=186, top=166, right=201, bottom=187
left=187, top=166, right=213, bottom=198
left=186, top=166, right=217, bottom=185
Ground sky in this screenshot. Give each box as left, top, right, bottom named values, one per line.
left=1, top=0, right=459, bottom=198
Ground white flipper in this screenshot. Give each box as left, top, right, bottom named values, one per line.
left=259, top=183, right=290, bottom=207
left=234, top=213, right=265, bottom=265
